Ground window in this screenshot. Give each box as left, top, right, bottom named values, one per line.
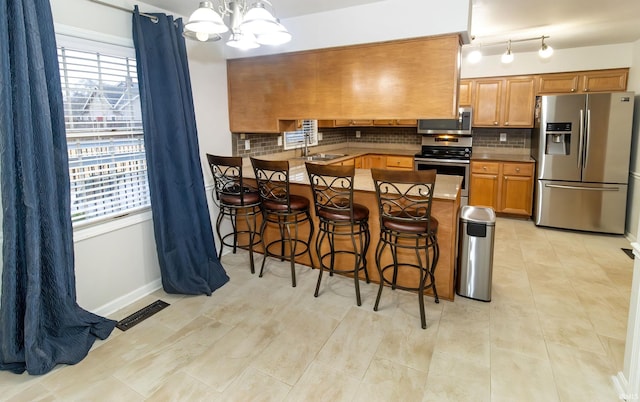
left=57, top=38, right=150, bottom=227
left=283, top=120, right=318, bottom=150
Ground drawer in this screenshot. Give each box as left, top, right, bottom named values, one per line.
left=502, top=162, right=533, bottom=176
left=471, top=161, right=499, bottom=174
left=386, top=156, right=414, bottom=169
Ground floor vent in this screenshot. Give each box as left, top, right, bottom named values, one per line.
left=622, top=248, right=635, bottom=260
left=116, top=300, right=170, bottom=331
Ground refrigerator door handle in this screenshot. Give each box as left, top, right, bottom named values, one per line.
left=578, top=109, right=585, bottom=170
left=584, top=108, right=591, bottom=171
left=545, top=184, right=620, bottom=192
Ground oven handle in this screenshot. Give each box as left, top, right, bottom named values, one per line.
left=414, top=158, right=470, bottom=166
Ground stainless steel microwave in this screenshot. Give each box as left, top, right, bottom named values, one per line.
left=417, top=107, right=473, bottom=135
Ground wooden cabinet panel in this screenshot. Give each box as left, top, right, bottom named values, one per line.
left=362, top=155, right=386, bottom=169
left=500, top=174, right=533, bottom=215
left=227, top=35, right=461, bottom=133
left=469, top=173, right=499, bottom=209
left=459, top=79, right=473, bottom=106
left=582, top=69, right=629, bottom=92
left=502, top=77, right=536, bottom=127
left=471, top=161, right=500, bottom=175
left=385, top=155, right=414, bottom=170
left=537, top=72, right=580, bottom=94
left=470, top=161, right=534, bottom=216
left=537, top=68, right=629, bottom=94
left=472, top=76, right=535, bottom=128
left=373, top=119, right=418, bottom=126
left=472, top=79, right=502, bottom=127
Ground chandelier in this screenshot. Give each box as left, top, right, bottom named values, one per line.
left=183, top=1, right=292, bottom=50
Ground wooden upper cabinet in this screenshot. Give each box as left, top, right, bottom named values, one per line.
left=502, top=77, right=537, bottom=127
left=537, top=72, right=580, bottom=94
left=537, top=68, right=629, bottom=94
left=472, top=79, right=502, bottom=127
left=472, top=76, right=535, bottom=128
left=459, top=79, right=473, bottom=106
left=581, top=69, right=629, bottom=92
left=227, top=35, right=461, bottom=133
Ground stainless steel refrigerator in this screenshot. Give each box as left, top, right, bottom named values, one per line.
left=531, top=92, right=635, bottom=234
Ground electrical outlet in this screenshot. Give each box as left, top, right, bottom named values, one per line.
left=245, top=139, right=251, bottom=150
left=318, top=132, right=323, bottom=141
left=499, top=133, right=507, bottom=142
left=355, top=130, right=361, bottom=138
left=277, top=136, right=282, bottom=146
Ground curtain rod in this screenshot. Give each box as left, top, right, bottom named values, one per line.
left=88, top=0, right=159, bottom=22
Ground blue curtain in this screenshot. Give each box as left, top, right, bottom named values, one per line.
left=0, top=0, right=116, bottom=375
left=132, top=8, right=229, bottom=295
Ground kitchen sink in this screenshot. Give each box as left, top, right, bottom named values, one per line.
left=303, top=153, right=346, bottom=161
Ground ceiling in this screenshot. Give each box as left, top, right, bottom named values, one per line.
left=143, top=0, right=640, bottom=56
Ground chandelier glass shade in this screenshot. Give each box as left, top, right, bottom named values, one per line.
left=183, top=1, right=292, bottom=49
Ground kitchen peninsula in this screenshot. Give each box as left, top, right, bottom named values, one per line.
left=243, top=154, right=463, bottom=301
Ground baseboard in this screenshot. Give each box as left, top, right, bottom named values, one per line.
left=90, top=279, right=163, bottom=318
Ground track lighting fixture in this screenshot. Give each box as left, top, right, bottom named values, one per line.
left=538, top=36, right=553, bottom=58
left=501, top=40, right=514, bottom=64
left=466, top=35, right=553, bottom=64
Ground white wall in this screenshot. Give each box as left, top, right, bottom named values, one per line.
left=461, top=43, right=634, bottom=78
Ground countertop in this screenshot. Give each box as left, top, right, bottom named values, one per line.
left=471, top=152, right=535, bottom=163
left=243, top=164, right=462, bottom=201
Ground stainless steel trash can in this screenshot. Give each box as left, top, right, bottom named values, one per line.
left=457, top=206, right=496, bottom=301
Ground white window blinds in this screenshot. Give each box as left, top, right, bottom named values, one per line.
left=283, top=120, right=318, bottom=150
left=58, top=45, right=150, bottom=226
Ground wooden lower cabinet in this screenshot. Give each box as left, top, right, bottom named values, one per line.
left=470, top=160, right=534, bottom=216
left=385, top=155, right=414, bottom=170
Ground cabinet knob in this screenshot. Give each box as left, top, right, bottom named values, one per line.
left=571, top=88, right=576, bottom=92
left=516, top=167, right=520, bottom=172
left=494, top=121, right=498, bottom=125
left=483, top=166, right=487, bottom=170
left=584, top=88, right=589, bottom=92
left=505, top=122, right=509, bottom=126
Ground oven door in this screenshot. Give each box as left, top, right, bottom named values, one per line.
left=414, top=158, right=469, bottom=205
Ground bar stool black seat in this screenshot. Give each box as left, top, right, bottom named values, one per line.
left=206, top=154, right=261, bottom=273
left=305, top=162, right=370, bottom=306
left=371, top=168, right=439, bottom=329
left=251, top=158, right=315, bottom=287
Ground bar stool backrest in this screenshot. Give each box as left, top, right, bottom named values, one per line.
left=371, top=168, right=437, bottom=231
left=250, top=157, right=293, bottom=212
left=305, top=162, right=356, bottom=220
left=207, top=154, right=256, bottom=207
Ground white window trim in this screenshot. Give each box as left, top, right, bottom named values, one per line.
left=283, top=120, right=319, bottom=151
left=56, top=27, right=152, bottom=240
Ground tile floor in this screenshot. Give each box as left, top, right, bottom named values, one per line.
left=0, top=218, right=635, bottom=401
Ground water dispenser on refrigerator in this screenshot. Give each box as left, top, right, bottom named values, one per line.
left=544, top=122, right=571, bottom=155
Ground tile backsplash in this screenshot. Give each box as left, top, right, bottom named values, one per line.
left=231, top=126, right=532, bottom=157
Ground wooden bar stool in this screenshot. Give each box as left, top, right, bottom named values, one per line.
left=206, top=154, right=261, bottom=273
left=371, top=168, right=439, bottom=329
left=305, top=162, right=370, bottom=306
left=250, top=158, right=315, bottom=287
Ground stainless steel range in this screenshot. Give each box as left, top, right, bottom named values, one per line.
left=414, top=135, right=472, bottom=205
